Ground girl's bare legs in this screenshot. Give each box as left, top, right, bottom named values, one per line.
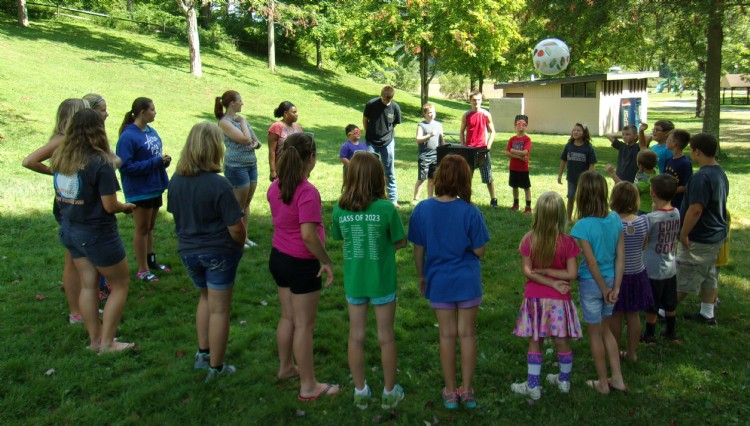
left=435, top=309, right=458, bottom=392
left=567, top=198, right=575, bottom=222
left=196, top=289, right=209, bottom=350
left=348, top=302, right=369, bottom=390
left=233, top=183, right=257, bottom=242
left=457, top=307, right=478, bottom=391
left=602, top=316, right=626, bottom=390
left=133, top=207, right=154, bottom=273
left=427, top=179, right=435, bottom=198
left=63, top=250, right=81, bottom=316
left=276, top=287, right=296, bottom=379
left=73, top=257, right=102, bottom=349
left=374, top=301, right=397, bottom=391
left=97, top=258, right=131, bottom=350
left=610, top=311, right=624, bottom=352
left=294, top=291, right=338, bottom=397
left=624, top=312, right=640, bottom=361
left=207, top=288, right=233, bottom=367
left=585, top=323, right=610, bottom=394
left=552, top=337, right=572, bottom=353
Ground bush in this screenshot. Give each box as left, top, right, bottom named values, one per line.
left=439, top=72, right=470, bottom=100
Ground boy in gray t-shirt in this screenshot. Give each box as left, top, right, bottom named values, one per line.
left=643, top=174, right=680, bottom=342
left=412, top=103, right=444, bottom=204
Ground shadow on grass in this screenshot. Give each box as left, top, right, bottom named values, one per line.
left=0, top=17, right=187, bottom=74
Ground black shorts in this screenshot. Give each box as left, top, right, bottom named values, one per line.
left=646, top=276, right=677, bottom=313
left=508, top=170, right=530, bottom=189
left=133, top=195, right=163, bottom=209
left=269, top=247, right=322, bottom=295
left=417, top=153, right=438, bottom=181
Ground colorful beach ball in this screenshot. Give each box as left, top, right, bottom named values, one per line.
left=533, top=38, right=570, bottom=76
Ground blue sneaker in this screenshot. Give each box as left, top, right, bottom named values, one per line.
left=381, top=384, right=404, bottom=410
left=205, top=364, right=236, bottom=383
left=194, top=351, right=210, bottom=370
left=459, top=387, right=477, bottom=409
left=353, top=384, right=371, bottom=410
left=442, top=388, right=459, bottom=409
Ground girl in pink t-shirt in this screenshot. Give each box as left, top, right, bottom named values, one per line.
left=267, top=101, right=303, bottom=182
left=510, top=192, right=583, bottom=401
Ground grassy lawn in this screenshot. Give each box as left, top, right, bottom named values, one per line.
left=1, top=15, right=749, bottom=425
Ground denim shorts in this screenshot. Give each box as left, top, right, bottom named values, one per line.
left=578, top=277, right=615, bottom=324
left=567, top=180, right=577, bottom=199
left=346, top=291, right=397, bottom=306
left=224, top=164, right=258, bottom=188
left=59, top=224, right=126, bottom=268
left=180, top=251, right=243, bottom=291
left=430, top=296, right=483, bottom=310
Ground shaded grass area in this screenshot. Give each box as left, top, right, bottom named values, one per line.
left=1, top=14, right=750, bottom=425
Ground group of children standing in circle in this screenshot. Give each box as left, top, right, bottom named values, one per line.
left=22, top=89, right=728, bottom=411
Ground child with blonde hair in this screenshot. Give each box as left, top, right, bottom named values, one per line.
left=511, top=192, right=583, bottom=400
left=333, top=151, right=407, bottom=409
left=570, top=171, right=627, bottom=394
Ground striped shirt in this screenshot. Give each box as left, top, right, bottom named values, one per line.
left=621, top=215, right=649, bottom=274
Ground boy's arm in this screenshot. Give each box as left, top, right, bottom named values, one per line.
left=605, top=133, right=618, bottom=144
left=416, top=124, right=430, bottom=144
left=604, top=164, right=622, bottom=183
left=459, top=113, right=467, bottom=145
left=639, top=122, right=651, bottom=150
left=485, top=112, right=496, bottom=150
left=680, top=203, right=704, bottom=248
left=340, top=158, right=349, bottom=166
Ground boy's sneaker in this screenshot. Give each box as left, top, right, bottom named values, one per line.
left=137, top=270, right=159, bottom=283
left=660, top=331, right=681, bottom=342
left=490, top=198, right=499, bottom=209
left=353, top=384, right=371, bottom=410
left=511, top=381, right=541, bottom=400
left=523, top=206, right=532, bottom=214
left=194, top=351, right=210, bottom=370
left=442, top=388, right=459, bottom=409
left=510, top=204, right=520, bottom=211
left=381, top=384, right=404, bottom=410
left=640, top=334, right=658, bottom=344
left=68, top=314, right=83, bottom=324
left=204, top=364, right=236, bottom=383
left=458, top=387, right=477, bottom=409
left=546, top=374, right=570, bottom=393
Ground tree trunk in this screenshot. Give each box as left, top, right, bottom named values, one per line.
left=316, top=38, right=323, bottom=70
left=702, top=1, right=723, bottom=148
left=18, top=0, right=29, bottom=27
left=478, top=72, right=484, bottom=95
left=268, top=0, right=276, bottom=72
left=186, top=5, right=203, bottom=76
left=419, top=45, right=429, bottom=106
left=200, top=1, right=211, bottom=27
left=127, top=0, right=133, bottom=12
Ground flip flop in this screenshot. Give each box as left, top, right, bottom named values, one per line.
left=607, top=379, right=629, bottom=393
left=99, top=341, right=135, bottom=354
left=298, top=383, right=340, bottom=402
left=585, top=379, right=610, bottom=395
left=619, top=351, right=637, bottom=362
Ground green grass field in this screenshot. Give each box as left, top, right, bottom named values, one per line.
left=1, top=14, right=749, bottom=425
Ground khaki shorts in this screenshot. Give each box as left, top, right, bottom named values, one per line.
left=676, top=241, right=723, bottom=295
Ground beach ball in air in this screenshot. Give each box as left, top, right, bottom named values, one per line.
left=533, top=38, right=570, bottom=76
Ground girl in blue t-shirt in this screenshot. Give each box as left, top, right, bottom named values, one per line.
left=408, top=154, right=490, bottom=409
left=510, top=192, right=582, bottom=401
left=609, top=182, right=653, bottom=363
left=333, top=151, right=407, bottom=410
left=570, top=171, right=628, bottom=394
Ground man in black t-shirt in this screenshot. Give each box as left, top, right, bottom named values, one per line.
left=363, top=85, right=402, bottom=207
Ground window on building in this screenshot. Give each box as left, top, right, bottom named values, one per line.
left=561, top=81, right=596, bottom=98
left=505, top=93, right=524, bottom=98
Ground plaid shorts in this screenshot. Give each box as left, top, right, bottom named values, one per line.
left=477, top=152, right=493, bottom=184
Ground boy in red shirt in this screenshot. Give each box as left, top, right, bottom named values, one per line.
left=504, top=115, right=532, bottom=213
left=459, top=90, right=498, bottom=207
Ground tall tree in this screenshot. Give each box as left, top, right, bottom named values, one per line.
left=177, top=0, right=203, bottom=76
left=268, top=0, right=276, bottom=72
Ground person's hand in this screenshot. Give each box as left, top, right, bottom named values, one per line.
left=318, top=263, right=334, bottom=287
left=552, top=280, right=571, bottom=295
left=605, top=164, right=615, bottom=175
left=419, top=276, right=426, bottom=296
left=639, top=122, right=648, bottom=132
left=269, top=170, right=277, bottom=182
left=121, top=203, right=136, bottom=214
left=557, top=176, right=563, bottom=185
left=162, top=154, right=172, bottom=167
left=607, top=287, right=620, bottom=304
left=680, top=235, right=691, bottom=249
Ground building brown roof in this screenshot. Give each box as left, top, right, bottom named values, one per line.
left=721, top=74, right=750, bottom=88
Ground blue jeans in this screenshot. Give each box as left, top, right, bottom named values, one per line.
left=180, top=251, right=243, bottom=291
left=368, top=140, right=398, bottom=203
